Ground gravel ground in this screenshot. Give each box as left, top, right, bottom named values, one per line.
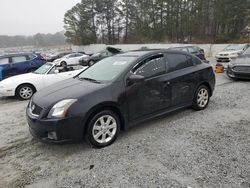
left=0, top=72, right=250, bottom=188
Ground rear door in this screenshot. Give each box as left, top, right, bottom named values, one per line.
left=10, top=55, right=30, bottom=75
left=165, top=53, right=197, bottom=106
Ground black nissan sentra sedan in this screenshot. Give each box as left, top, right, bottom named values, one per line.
left=27, top=50, right=215, bottom=148
left=227, top=47, right=250, bottom=80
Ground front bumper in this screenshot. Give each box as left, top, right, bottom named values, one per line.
left=227, top=67, right=250, bottom=80
left=26, top=108, right=85, bottom=143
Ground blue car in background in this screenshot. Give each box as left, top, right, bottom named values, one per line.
left=0, top=53, right=46, bottom=80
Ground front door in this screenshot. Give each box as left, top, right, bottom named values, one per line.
left=126, top=54, right=172, bottom=121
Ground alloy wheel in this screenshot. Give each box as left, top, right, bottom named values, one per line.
left=197, top=88, right=209, bottom=108
left=19, top=86, right=33, bottom=99
left=92, top=115, right=117, bottom=144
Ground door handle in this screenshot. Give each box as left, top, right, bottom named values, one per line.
left=164, top=81, right=171, bottom=87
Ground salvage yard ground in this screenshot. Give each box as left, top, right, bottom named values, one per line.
left=0, top=69, right=250, bottom=187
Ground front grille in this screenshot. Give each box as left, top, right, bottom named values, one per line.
left=218, top=57, right=229, bottom=60
left=30, top=101, right=43, bottom=116
left=233, top=66, right=250, bottom=73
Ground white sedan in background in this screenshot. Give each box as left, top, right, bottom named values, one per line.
left=0, top=63, right=87, bottom=100
left=54, top=53, right=89, bottom=66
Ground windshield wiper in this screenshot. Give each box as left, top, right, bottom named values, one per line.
left=78, top=77, right=101, bottom=83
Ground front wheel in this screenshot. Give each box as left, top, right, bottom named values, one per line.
left=16, top=84, right=35, bottom=100
left=192, top=85, right=210, bottom=111
left=86, top=110, right=120, bottom=148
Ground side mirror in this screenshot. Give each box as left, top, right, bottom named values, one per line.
left=54, top=69, right=59, bottom=74
left=128, top=74, right=145, bottom=85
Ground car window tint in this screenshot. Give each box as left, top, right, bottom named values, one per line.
left=12, top=56, right=27, bottom=63
left=166, top=53, right=193, bottom=72
left=188, top=47, right=197, bottom=53
left=193, top=56, right=202, bottom=65
left=75, top=53, right=82, bottom=57
left=133, top=55, right=165, bottom=78
left=69, top=54, right=75, bottom=58
left=0, top=58, right=9, bottom=65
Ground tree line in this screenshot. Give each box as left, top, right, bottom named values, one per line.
left=0, top=32, right=66, bottom=48
left=64, top=0, right=250, bottom=45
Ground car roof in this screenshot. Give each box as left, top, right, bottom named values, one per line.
left=0, top=52, right=35, bottom=58
left=117, top=49, right=189, bottom=57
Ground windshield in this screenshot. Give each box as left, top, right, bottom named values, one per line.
left=243, top=47, right=250, bottom=55
left=34, top=63, right=53, bottom=74
left=224, top=45, right=244, bottom=51
left=78, top=56, right=136, bottom=82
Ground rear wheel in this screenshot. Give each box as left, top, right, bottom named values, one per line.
left=192, top=85, right=210, bottom=111
left=16, top=84, right=36, bottom=100
left=86, top=110, right=120, bottom=148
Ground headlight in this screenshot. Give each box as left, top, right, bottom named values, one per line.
left=48, top=99, right=77, bottom=118
left=0, top=84, right=5, bottom=88
left=228, top=63, right=234, bottom=68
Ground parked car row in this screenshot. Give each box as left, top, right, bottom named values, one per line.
left=0, top=53, right=46, bottom=81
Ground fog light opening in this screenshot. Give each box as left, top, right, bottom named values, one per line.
left=48, top=131, right=57, bottom=140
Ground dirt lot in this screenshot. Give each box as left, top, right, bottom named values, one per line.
left=0, top=72, right=250, bottom=188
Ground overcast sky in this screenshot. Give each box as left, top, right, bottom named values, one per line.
left=0, top=0, right=81, bottom=36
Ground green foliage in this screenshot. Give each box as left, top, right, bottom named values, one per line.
left=64, top=0, right=250, bottom=45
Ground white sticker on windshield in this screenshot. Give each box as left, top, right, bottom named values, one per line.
left=113, top=61, right=127, bottom=65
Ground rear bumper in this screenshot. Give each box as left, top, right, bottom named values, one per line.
left=26, top=108, right=85, bottom=143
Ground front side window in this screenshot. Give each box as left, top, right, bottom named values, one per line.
left=133, top=55, right=166, bottom=78
left=0, top=58, right=9, bottom=65
left=166, top=53, right=193, bottom=72
left=12, top=56, right=27, bottom=63
left=34, top=63, right=53, bottom=74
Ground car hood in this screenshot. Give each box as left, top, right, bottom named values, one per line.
left=32, top=78, right=107, bottom=108
left=230, top=54, right=250, bottom=65
left=217, top=50, right=243, bottom=55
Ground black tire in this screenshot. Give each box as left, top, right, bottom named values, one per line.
left=192, top=85, right=210, bottom=111
left=61, top=61, right=67, bottom=66
left=16, top=84, right=36, bottom=100
left=86, top=110, right=120, bottom=148
left=88, top=60, right=95, bottom=66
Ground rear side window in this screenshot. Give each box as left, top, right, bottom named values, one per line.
left=193, top=56, right=202, bottom=65
left=12, top=56, right=27, bottom=63
left=0, top=58, right=9, bottom=65
left=133, top=55, right=166, bottom=78
left=166, top=53, right=193, bottom=72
